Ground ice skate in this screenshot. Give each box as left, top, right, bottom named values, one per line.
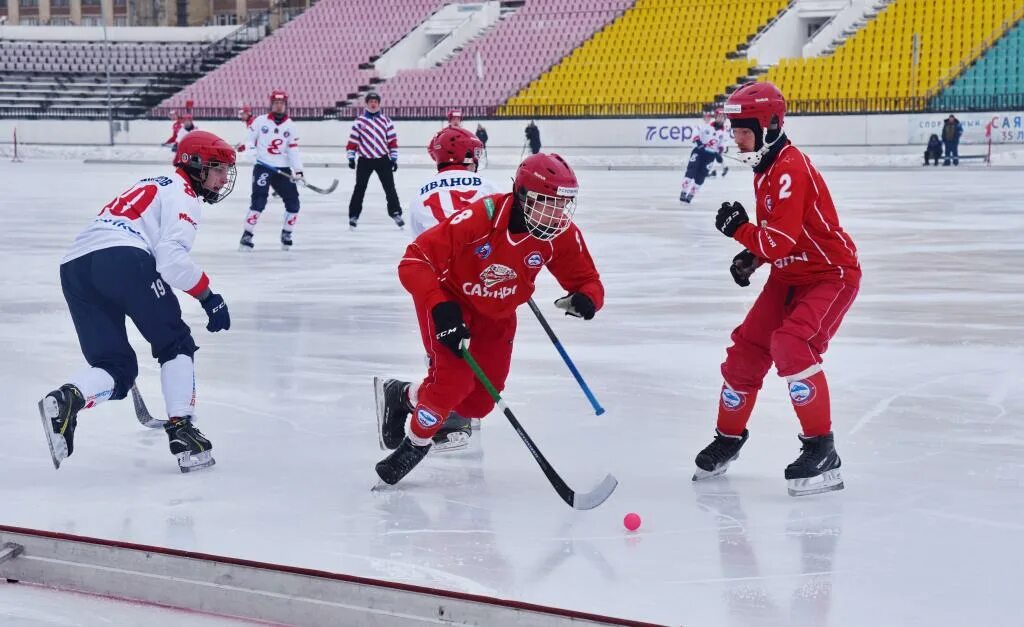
left=375, top=437, right=431, bottom=486
left=165, top=416, right=215, bottom=473
left=785, top=432, right=843, bottom=497
left=348, top=217, right=358, bottom=231
left=390, top=213, right=405, bottom=229
left=374, top=377, right=411, bottom=450
left=239, top=231, right=254, bottom=252
left=432, top=412, right=472, bottom=452
left=280, top=229, right=293, bottom=251
left=692, top=429, right=748, bottom=480
left=38, top=384, right=85, bottom=469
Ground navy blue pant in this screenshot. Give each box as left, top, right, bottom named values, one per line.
left=60, top=247, right=197, bottom=400
left=942, top=140, right=959, bottom=165
left=685, top=148, right=717, bottom=185
left=250, top=163, right=300, bottom=215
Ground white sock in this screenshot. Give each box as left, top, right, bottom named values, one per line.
left=692, top=183, right=702, bottom=197
left=283, top=211, right=298, bottom=233
left=244, top=210, right=261, bottom=233
left=69, top=367, right=115, bottom=408
left=682, top=178, right=694, bottom=195
left=161, top=355, right=196, bottom=418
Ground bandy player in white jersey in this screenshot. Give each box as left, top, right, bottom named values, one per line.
left=238, top=90, right=305, bottom=251
left=408, top=126, right=500, bottom=237
left=39, top=130, right=236, bottom=474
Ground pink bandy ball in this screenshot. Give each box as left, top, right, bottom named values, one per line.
left=623, top=512, right=641, bottom=531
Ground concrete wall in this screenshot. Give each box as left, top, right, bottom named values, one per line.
left=2, top=112, right=1022, bottom=149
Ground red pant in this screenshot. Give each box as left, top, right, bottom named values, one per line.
left=411, top=293, right=516, bottom=439
left=722, top=275, right=859, bottom=393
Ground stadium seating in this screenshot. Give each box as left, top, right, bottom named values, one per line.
left=932, top=18, right=1024, bottom=108
left=160, top=0, right=466, bottom=110
left=0, top=41, right=207, bottom=75
left=503, top=0, right=788, bottom=111
left=377, top=0, right=633, bottom=109
left=764, top=0, right=1024, bottom=111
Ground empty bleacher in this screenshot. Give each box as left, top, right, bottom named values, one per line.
left=764, top=0, right=1024, bottom=112
left=932, top=17, right=1024, bottom=110
left=503, top=0, right=788, bottom=114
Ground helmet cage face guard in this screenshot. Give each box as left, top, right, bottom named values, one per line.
left=180, top=155, right=237, bottom=204
left=522, top=186, right=577, bottom=241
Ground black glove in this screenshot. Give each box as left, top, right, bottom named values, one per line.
left=199, top=291, right=230, bottom=332
left=554, top=292, right=596, bottom=320
left=431, top=301, right=470, bottom=357
left=391, top=158, right=398, bottom=172
left=348, top=158, right=356, bottom=170
left=730, top=249, right=761, bottom=287
left=715, top=152, right=724, bottom=164
left=715, top=201, right=749, bottom=238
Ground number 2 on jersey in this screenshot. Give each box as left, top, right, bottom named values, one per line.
left=424, top=190, right=477, bottom=223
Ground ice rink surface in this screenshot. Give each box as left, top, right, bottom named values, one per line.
left=2, top=151, right=1022, bottom=626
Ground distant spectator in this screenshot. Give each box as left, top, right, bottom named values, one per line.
left=525, top=120, right=541, bottom=155
left=924, top=134, right=942, bottom=166
left=475, top=123, right=488, bottom=147
left=941, top=115, right=963, bottom=166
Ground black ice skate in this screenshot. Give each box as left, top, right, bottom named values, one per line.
left=348, top=217, right=358, bottom=230
left=164, top=416, right=215, bottom=473
left=374, top=377, right=412, bottom=450
left=432, top=412, right=471, bottom=452
left=38, top=384, right=85, bottom=469
left=692, top=429, right=748, bottom=481
left=375, top=437, right=431, bottom=486
left=785, top=432, right=843, bottom=497
left=280, top=229, right=293, bottom=250
left=239, top=231, right=254, bottom=252
left=390, top=213, right=405, bottom=229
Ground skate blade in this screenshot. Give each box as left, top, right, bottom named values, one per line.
left=38, top=397, right=67, bottom=470
left=280, top=244, right=292, bottom=251
left=432, top=431, right=470, bottom=453
left=373, top=377, right=387, bottom=451
left=787, top=469, right=844, bottom=497
left=177, top=451, right=215, bottom=474
left=692, top=463, right=731, bottom=481
left=238, top=245, right=254, bottom=253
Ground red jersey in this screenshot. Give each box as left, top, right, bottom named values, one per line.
left=165, top=119, right=183, bottom=145
left=399, top=193, right=604, bottom=320
left=733, top=142, right=860, bottom=285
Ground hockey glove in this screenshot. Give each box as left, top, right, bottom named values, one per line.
left=554, top=292, right=596, bottom=320
left=292, top=171, right=304, bottom=181
left=730, top=249, right=762, bottom=287
left=199, top=291, right=230, bottom=332
left=391, top=158, right=399, bottom=172
left=235, top=143, right=246, bottom=153
left=348, top=158, right=356, bottom=170
left=431, top=301, right=470, bottom=357
left=715, top=201, right=749, bottom=238
left=715, top=152, right=724, bottom=164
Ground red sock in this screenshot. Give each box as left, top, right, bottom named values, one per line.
left=716, top=383, right=758, bottom=436
left=788, top=370, right=831, bottom=436
left=408, top=403, right=445, bottom=443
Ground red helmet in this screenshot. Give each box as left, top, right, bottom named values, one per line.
left=513, top=153, right=579, bottom=241
left=428, top=127, right=483, bottom=170
left=447, top=109, right=463, bottom=121
left=173, top=130, right=237, bottom=204
left=270, top=90, right=288, bottom=103
left=724, top=81, right=787, bottom=166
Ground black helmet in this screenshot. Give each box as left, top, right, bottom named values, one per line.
left=365, top=91, right=381, bottom=103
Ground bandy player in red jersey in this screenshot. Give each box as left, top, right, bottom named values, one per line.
left=373, top=153, right=604, bottom=486
left=693, top=81, right=860, bottom=497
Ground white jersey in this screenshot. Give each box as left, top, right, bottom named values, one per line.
left=408, top=169, right=503, bottom=236
left=694, top=123, right=727, bottom=154
left=243, top=114, right=304, bottom=171
left=63, top=169, right=210, bottom=297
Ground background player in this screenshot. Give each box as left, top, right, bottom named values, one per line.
left=693, top=81, right=861, bottom=497
left=39, top=130, right=235, bottom=474
left=373, top=153, right=604, bottom=486
left=680, top=110, right=726, bottom=203
left=239, top=90, right=305, bottom=251
left=345, top=91, right=402, bottom=230
left=402, top=126, right=502, bottom=449
left=447, top=109, right=463, bottom=129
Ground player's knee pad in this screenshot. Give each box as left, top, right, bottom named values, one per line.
left=769, top=329, right=817, bottom=378
left=154, top=334, right=198, bottom=365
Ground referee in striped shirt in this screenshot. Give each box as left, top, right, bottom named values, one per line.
left=345, top=91, right=403, bottom=229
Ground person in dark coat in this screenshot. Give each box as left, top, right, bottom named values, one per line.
left=924, top=133, right=942, bottom=166
left=525, top=120, right=541, bottom=155
left=941, top=115, right=963, bottom=166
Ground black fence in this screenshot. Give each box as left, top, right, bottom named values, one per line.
left=3, top=94, right=1023, bottom=121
